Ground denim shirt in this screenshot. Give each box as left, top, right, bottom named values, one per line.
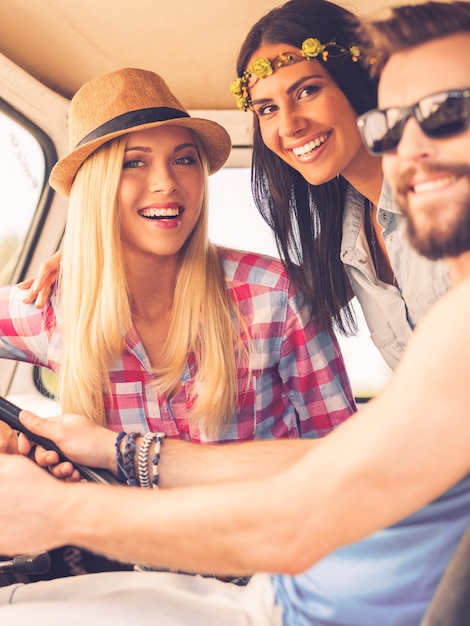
left=341, top=180, right=450, bottom=370
left=273, top=472, right=470, bottom=626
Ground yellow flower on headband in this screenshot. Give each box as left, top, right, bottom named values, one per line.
left=350, top=45, right=360, bottom=62
left=249, top=57, right=273, bottom=79
left=301, top=38, right=326, bottom=59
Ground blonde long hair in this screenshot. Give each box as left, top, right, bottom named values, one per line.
left=58, top=134, right=246, bottom=437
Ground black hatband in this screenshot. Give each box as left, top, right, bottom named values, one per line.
left=76, top=107, right=190, bottom=148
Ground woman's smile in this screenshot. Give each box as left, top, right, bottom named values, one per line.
left=290, top=133, right=331, bottom=158
left=138, top=203, right=185, bottom=229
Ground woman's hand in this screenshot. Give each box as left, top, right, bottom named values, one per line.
left=17, top=411, right=117, bottom=481
left=18, top=250, right=62, bottom=308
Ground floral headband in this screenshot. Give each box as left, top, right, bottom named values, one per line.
left=231, top=37, right=370, bottom=112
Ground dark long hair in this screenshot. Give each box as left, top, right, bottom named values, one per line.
left=236, top=0, right=378, bottom=333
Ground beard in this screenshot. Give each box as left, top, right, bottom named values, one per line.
left=404, top=195, right=470, bottom=260
left=394, top=164, right=470, bottom=261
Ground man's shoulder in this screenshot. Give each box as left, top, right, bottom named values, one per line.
left=418, top=277, right=470, bottom=331
left=393, top=276, right=470, bottom=386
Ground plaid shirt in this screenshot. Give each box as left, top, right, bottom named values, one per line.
left=0, top=247, right=355, bottom=443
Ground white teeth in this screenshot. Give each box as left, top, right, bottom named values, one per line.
left=292, top=135, right=328, bottom=156
left=139, top=207, right=179, bottom=218
left=413, top=175, right=457, bottom=194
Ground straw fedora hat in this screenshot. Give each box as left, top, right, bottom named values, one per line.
left=49, top=67, right=232, bottom=196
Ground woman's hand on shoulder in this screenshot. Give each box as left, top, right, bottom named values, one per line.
left=18, top=250, right=62, bottom=308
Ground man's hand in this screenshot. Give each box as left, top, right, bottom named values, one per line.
left=0, top=454, right=69, bottom=556
left=0, top=422, right=18, bottom=454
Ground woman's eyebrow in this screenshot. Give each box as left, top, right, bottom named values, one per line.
left=124, top=145, right=151, bottom=153
left=172, top=142, right=198, bottom=152
left=124, top=142, right=197, bottom=153
left=251, top=72, right=325, bottom=106
left=286, top=73, right=324, bottom=94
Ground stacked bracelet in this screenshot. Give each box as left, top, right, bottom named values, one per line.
left=115, top=431, right=142, bottom=486
left=124, top=432, right=141, bottom=486
left=116, top=430, right=166, bottom=488
left=115, top=431, right=127, bottom=484
left=138, top=432, right=157, bottom=488
left=138, top=431, right=166, bottom=489
left=150, top=432, right=166, bottom=488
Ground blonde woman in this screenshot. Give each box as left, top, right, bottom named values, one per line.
left=0, top=68, right=355, bottom=446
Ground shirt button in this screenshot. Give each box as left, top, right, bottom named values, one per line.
left=381, top=212, right=388, bottom=221
left=389, top=235, right=395, bottom=242
left=358, top=257, right=367, bottom=264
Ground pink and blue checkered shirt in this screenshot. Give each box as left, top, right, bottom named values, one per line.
left=0, top=248, right=355, bottom=443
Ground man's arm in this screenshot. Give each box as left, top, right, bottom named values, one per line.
left=159, top=437, right=315, bottom=487
left=2, top=281, right=470, bottom=576
left=17, top=410, right=316, bottom=486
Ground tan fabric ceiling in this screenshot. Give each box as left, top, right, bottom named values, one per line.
left=0, top=0, right=422, bottom=109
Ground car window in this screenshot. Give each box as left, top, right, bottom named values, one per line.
left=0, top=106, right=45, bottom=283
left=208, top=167, right=278, bottom=257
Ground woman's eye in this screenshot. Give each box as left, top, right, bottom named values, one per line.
left=175, top=156, right=196, bottom=165
left=123, top=158, right=145, bottom=169
left=298, top=84, right=321, bottom=100
left=256, top=103, right=277, bottom=118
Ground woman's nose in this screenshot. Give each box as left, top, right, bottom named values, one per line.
left=278, top=105, right=308, bottom=138
left=148, top=166, right=178, bottom=193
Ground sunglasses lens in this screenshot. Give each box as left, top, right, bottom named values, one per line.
left=360, top=90, right=470, bottom=156
left=420, top=92, right=470, bottom=138
left=358, top=110, right=402, bottom=155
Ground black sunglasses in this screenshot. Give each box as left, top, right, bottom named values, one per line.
left=357, top=88, right=470, bottom=156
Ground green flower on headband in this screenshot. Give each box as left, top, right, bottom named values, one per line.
left=301, top=38, right=326, bottom=60
left=276, top=52, right=295, bottom=68
left=250, top=57, right=273, bottom=79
